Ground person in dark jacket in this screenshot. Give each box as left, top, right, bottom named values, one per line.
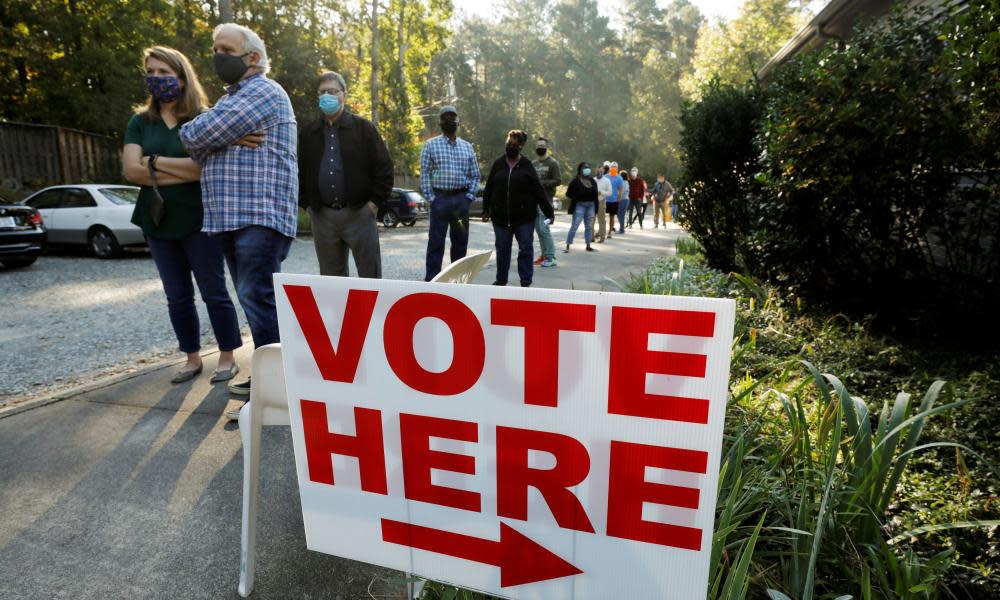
left=482, top=129, right=555, bottom=287
left=298, top=71, right=393, bottom=277
left=564, top=162, right=599, bottom=253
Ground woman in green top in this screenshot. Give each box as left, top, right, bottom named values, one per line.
left=123, top=46, right=242, bottom=384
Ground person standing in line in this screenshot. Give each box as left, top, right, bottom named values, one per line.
left=179, top=23, right=298, bottom=410
left=617, top=168, right=630, bottom=234
left=482, top=130, right=554, bottom=287
left=420, top=105, right=481, bottom=281
left=122, top=46, right=242, bottom=385
left=531, top=137, right=560, bottom=268
left=627, top=167, right=648, bottom=229
left=298, top=71, right=393, bottom=277
left=563, top=162, right=599, bottom=253
left=606, top=161, right=622, bottom=238
left=594, top=162, right=612, bottom=243
left=651, top=173, right=676, bottom=228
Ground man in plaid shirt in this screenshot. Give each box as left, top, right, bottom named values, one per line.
left=420, top=105, right=481, bottom=281
left=179, top=23, right=297, bottom=406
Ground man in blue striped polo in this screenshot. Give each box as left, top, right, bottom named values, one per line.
left=420, top=105, right=481, bottom=281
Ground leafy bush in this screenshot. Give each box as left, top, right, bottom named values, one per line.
left=752, top=10, right=991, bottom=327
left=677, top=9, right=1000, bottom=335
left=676, top=79, right=764, bottom=272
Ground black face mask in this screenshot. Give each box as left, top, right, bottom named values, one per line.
left=535, top=148, right=547, bottom=157
left=214, top=52, right=250, bottom=85
left=505, top=143, right=520, bottom=159
left=440, top=121, right=458, bottom=136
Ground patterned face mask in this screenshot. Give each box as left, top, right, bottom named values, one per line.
left=145, top=75, right=184, bottom=103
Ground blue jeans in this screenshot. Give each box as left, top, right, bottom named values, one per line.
left=617, top=198, right=630, bottom=233
left=425, top=192, right=470, bottom=281
left=217, top=226, right=292, bottom=348
left=535, top=206, right=555, bottom=259
left=567, top=202, right=596, bottom=245
left=493, top=221, right=534, bottom=286
left=147, top=232, right=242, bottom=353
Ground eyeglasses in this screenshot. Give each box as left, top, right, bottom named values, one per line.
left=318, top=89, right=344, bottom=97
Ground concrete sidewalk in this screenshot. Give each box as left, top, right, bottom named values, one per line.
left=0, top=222, right=685, bottom=599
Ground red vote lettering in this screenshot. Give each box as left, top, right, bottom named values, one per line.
left=491, top=299, right=596, bottom=407
left=606, top=440, right=707, bottom=551
left=301, top=400, right=387, bottom=495
left=384, top=293, right=485, bottom=396
left=496, top=426, right=595, bottom=533
left=284, top=286, right=378, bottom=383
left=608, top=307, right=715, bottom=423
left=400, top=413, right=481, bottom=512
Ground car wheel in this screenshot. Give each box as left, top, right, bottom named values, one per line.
left=89, top=227, right=122, bottom=259
left=1, top=256, right=37, bottom=269
left=382, top=211, right=399, bottom=228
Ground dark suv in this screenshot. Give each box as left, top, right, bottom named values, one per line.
left=379, top=188, right=428, bottom=227
left=0, top=198, right=47, bottom=269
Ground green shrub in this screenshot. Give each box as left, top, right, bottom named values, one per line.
left=676, top=8, right=1000, bottom=335
left=752, top=10, right=972, bottom=321
left=297, top=207, right=312, bottom=235
left=676, top=79, right=764, bottom=272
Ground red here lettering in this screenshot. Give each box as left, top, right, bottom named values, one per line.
left=400, top=413, right=480, bottom=512
left=608, top=306, right=715, bottom=424
left=496, top=426, right=595, bottom=533
left=284, top=286, right=378, bottom=383
left=301, top=400, right=387, bottom=495
left=383, top=293, right=485, bottom=396
left=491, top=299, right=596, bottom=407
left=606, top=440, right=707, bottom=551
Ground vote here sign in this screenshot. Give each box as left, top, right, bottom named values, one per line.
left=274, top=274, right=736, bottom=599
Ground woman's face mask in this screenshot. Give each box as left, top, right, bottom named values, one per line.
left=145, top=75, right=184, bottom=103
left=582, top=168, right=592, bottom=177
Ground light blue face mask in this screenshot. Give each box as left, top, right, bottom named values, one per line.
left=319, top=93, right=341, bottom=115
left=582, top=168, right=592, bottom=177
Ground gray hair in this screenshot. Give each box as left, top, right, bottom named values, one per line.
left=318, top=71, right=347, bottom=92
left=213, top=23, right=270, bottom=73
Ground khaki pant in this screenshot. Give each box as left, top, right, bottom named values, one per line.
left=596, top=195, right=607, bottom=241
left=310, top=204, right=382, bottom=278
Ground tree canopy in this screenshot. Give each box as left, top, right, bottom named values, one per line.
left=0, top=0, right=812, bottom=181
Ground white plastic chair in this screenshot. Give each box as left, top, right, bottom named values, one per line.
left=237, top=252, right=492, bottom=598
left=237, top=343, right=289, bottom=598
left=430, top=249, right=493, bottom=284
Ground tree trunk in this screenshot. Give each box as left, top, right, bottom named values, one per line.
left=219, top=0, right=234, bottom=23
left=370, top=0, right=379, bottom=127
left=397, top=0, right=407, bottom=87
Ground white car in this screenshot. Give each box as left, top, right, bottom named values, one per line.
left=22, top=184, right=144, bottom=258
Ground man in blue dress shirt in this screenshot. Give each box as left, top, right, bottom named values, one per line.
left=420, top=105, right=481, bottom=281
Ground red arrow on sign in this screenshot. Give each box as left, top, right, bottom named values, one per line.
left=380, top=518, right=583, bottom=587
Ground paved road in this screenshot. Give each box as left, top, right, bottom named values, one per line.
left=0, top=220, right=683, bottom=599
left=1, top=220, right=674, bottom=408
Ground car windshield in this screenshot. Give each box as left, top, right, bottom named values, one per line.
left=405, top=192, right=423, bottom=203
left=100, top=187, right=139, bottom=205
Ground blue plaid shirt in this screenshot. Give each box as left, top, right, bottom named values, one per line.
left=419, top=135, right=480, bottom=203
left=179, top=73, right=298, bottom=238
